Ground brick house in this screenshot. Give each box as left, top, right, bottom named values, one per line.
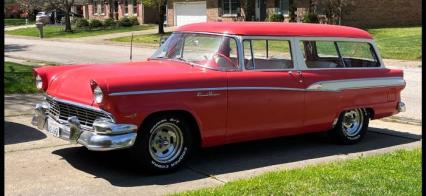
left=81, top=0, right=158, bottom=24
left=166, top=0, right=421, bottom=27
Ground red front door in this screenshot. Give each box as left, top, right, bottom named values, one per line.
left=226, top=71, right=305, bottom=143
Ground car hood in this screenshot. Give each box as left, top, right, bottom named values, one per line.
left=41, top=60, right=221, bottom=106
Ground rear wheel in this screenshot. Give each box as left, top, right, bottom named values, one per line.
left=132, top=114, right=193, bottom=173
left=330, top=108, right=369, bottom=144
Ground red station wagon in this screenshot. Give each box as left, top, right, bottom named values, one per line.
left=32, top=22, right=406, bottom=173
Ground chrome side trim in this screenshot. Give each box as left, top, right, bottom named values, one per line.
left=109, top=87, right=228, bottom=96
left=228, top=86, right=306, bottom=91
left=306, top=77, right=405, bottom=91
left=109, top=86, right=306, bottom=96
left=108, top=77, right=405, bottom=96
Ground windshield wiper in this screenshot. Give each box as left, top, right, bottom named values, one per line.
left=174, top=57, right=195, bottom=67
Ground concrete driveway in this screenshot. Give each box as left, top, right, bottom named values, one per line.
left=4, top=95, right=422, bottom=195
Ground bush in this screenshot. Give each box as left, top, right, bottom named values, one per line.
left=303, top=13, right=319, bottom=23
left=118, top=17, right=133, bottom=27
left=89, top=19, right=103, bottom=28
left=103, top=18, right=116, bottom=27
left=267, top=13, right=284, bottom=22
left=75, top=18, right=89, bottom=28
left=129, top=16, right=139, bottom=26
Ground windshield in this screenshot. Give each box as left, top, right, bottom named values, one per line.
left=151, top=33, right=240, bottom=71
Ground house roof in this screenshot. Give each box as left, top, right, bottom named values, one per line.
left=175, top=22, right=373, bottom=39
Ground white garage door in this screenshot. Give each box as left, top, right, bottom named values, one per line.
left=174, top=1, right=207, bottom=26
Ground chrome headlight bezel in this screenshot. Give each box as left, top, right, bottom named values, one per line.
left=35, top=74, right=43, bottom=90
left=93, top=85, right=104, bottom=104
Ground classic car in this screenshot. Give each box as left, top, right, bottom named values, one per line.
left=32, top=22, right=406, bottom=173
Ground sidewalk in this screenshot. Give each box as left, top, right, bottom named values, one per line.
left=5, top=24, right=35, bottom=31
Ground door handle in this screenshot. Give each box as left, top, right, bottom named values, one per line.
left=288, top=71, right=303, bottom=83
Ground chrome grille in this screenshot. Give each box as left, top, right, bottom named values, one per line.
left=46, top=96, right=113, bottom=128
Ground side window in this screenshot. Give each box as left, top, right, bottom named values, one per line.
left=316, top=41, right=339, bottom=58
left=243, top=39, right=293, bottom=70
left=299, top=41, right=343, bottom=69
left=337, top=42, right=380, bottom=67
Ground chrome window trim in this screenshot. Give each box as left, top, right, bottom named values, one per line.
left=46, top=94, right=115, bottom=123
left=159, top=32, right=244, bottom=71
left=294, top=37, right=385, bottom=70
left=240, top=36, right=299, bottom=71
left=108, top=76, right=405, bottom=96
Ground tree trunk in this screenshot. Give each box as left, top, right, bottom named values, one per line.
left=289, top=0, right=296, bottom=22
left=109, top=0, right=114, bottom=18
left=64, top=0, right=74, bottom=32
left=64, top=12, right=72, bottom=32
left=158, top=1, right=167, bottom=34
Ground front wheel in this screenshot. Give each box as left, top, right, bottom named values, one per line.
left=329, top=108, right=369, bottom=144
left=131, top=114, right=194, bottom=174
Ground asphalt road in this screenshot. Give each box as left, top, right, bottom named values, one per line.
left=5, top=36, right=155, bottom=64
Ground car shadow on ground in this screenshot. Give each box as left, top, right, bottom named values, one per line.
left=5, top=121, right=47, bottom=145
left=5, top=44, right=30, bottom=52
left=52, top=127, right=421, bottom=187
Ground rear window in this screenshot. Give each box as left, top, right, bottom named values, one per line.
left=300, top=40, right=380, bottom=68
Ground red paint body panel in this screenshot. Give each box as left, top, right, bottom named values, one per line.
left=176, top=22, right=373, bottom=39
left=226, top=71, right=304, bottom=144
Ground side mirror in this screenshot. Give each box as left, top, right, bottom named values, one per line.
left=159, top=35, right=169, bottom=46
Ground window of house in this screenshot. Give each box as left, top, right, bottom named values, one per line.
left=222, top=0, right=240, bottom=16
left=100, top=1, right=105, bottom=14
left=93, top=0, right=104, bottom=14
left=124, top=0, right=129, bottom=14
left=243, top=39, right=293, bottom=70
left=133, top=0, right=138, bottom=15
left=93, top=0, right=98, bottom=14
left=278, top=0, right=289, bottom=16
left=299, top=40, right=380, bottom=69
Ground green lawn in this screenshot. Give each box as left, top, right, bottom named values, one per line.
left=4, top=62, right=39, bottom=94
left=369, top=27, right=421, bottom=60
left=5, top=24, right=156, bottom=38
left=175, top=148, right=421, bottom=195
left=5, top=18, right=32, bottom=26
left=110, top=32, right=172, bottom=45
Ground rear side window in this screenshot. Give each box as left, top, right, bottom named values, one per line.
left=300, top=40, right=380, bottom=68
left=243, top=39, right=293, bottom=70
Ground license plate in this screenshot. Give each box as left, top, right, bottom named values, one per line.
left=47, top=118, right=61, bottom=137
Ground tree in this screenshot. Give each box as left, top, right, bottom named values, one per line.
left=46, top=0, right=76, bottom=32
left=142, top=0, right=167, bottom=34
left=322, top=0, right=354, bottom=25
left=288, top=0, right=296, bottom=22
left=16, top=0, right=43, bottom=21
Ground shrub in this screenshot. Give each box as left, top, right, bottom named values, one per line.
left=303, top=13, right=319, bottom=23
left=103, top=18, right=116, bottom=27
left=118, top=17, right=133, bottom=27
left=129, top=16, right=139, bottom=26
left=75, top=18, right=89, bottom=28
left=89, top=19, right=103, bottom=28
left=267, top=13, right=284, bottom=22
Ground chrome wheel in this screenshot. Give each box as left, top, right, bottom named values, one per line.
left=342, top=109, right=364, bottom=137
left=148, top=122, right=184, bottom=163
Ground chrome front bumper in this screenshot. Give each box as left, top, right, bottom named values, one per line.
left=31, top=102, right=138, bottom=151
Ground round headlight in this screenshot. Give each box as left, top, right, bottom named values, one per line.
left=93, top=86, right=104, bottom=104
left=35, top=75, right=43, bottom=90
